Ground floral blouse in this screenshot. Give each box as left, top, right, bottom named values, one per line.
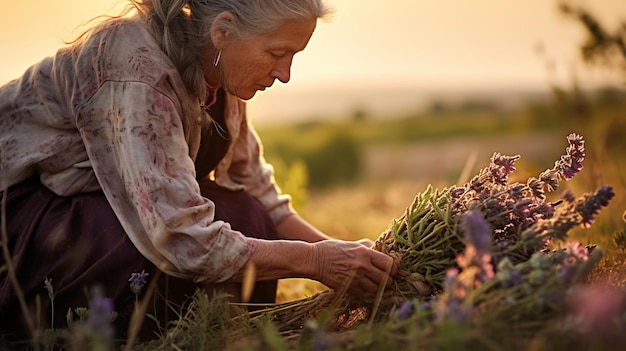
left=0, top=17, right=293, bottom=283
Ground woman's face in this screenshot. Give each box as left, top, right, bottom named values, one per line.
left=217, top=18, right=317, bottom=100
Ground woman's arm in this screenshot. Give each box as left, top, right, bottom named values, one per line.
left=230, top=237, right=397, bottom=296
left=276, top=213, right=377, bottom=250
left=77, top=81, right=253, bottom=283
left=275, top=213, right=330, bottom=242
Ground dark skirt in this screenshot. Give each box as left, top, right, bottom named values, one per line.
left=0, top=175, right=278, bottom=341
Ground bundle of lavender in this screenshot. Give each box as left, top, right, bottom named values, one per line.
left=251, top=133, right=614, bottom=335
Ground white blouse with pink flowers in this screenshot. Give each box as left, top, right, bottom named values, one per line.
left=0, top=17, right=294, bottom=283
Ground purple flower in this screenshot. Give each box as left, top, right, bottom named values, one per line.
left=312, top=329, right=332, bottom=351
left=460, top=210, right=491, bottom=255
left=568, top=284, right=625, bottom=337
left=395, top=300, right=415, bottom=320
left=566, top=242, right=590, bottom=262
left=457, top=211, right=496, bottom=285
left=492, top=152, right=518, bottom=174
left=527, top=177, right=546, bottom=200
left=579, top=186, right=614, bottom=228
left=435, top=296, right=472, bottom=325
left=560, top=266, right=575, bottom=282
left=477, top=254, right=495, bottom=283
left=87, top=294, right=115, bottom=329
left=87, top=286, right=115, bottom=344
left=129, top=269, right=149, bottom=295
left=559, top=133, right=585, bottom=180
left=443, top=268, right=461, bottom=294
left=507, top=183, right=526, bottom=200
left=538, top=169, right=560, bottom=192
left=562, top=190, right=576, bottom=203
left=495, top=258, right=523, bottom=288
left=535, top=202, right=556, bottom=219
left=500, top=269, right=523, bottom=288
left=512, top=198, right=534, bottom=218
left=450, top=186, right=467, bottom=200
left=490, top=153, right=519, bottom=185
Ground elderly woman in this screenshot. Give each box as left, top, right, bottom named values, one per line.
left=0, top=0, right=396, bottom=340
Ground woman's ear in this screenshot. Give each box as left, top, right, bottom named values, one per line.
left=210, top=11, right=237, bottom=49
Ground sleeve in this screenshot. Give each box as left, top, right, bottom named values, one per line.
left=75, top=81, right=254, bottom=283
left=214, top=97, right=295, bottom=225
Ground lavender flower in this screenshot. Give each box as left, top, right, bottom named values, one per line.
left=495, top=258, right=523, bottom=288
left=439, top=298, right=472, bottom=324
left=526, top=177, right=546, bottom=200
left=395, top=300, right=415, bottom=320
left=507, top=183, right=526, bottom=201
left=87, top=286, right=115, bottom=347
left=378, top=132, right=611, bottom=327
left=538, top=169, right=560, bottom=193
left=561, top=189, right=576, bottom=203
left=524, top=188, right=603, bottom=248
left=476, top=254, right=495, bottom=284
left=512, top=198, right=534, bottom=219
left=443, top=268, right=463, bottom=298
left=578, top=186, right=615, bottom=228
left=450, top=186, right=467, bottom=200
left=536, top=133, right=585, bottom=193
left=87, top=287, right=115, bottom=330
left=560, top=266, right=577, bottom=282
left=559, top=133, right=585, bottom=180
left=460, top=210, right=491, bottom=255
left=435, top=270, right=473, bottom=324
left=529, top=252, right=552, bottom=270
left=129, top=269, right=149, bottom=295
left=535, top=202, right=556, bottom=219
left=491, top=152, right=519, bottom=185
left=556, top=243, right=590, bottom=282
left=311, top=327, right=332, bottom=351
left=565, top=242, right=590, bottom=262
left=456, top=210, right=495, bottom=285
left=568, top=283, right=625, bottom=337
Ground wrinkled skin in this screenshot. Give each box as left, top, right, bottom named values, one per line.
left=205, top=15, right=316, bottom=100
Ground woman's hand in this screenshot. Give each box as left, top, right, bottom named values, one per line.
left=355, top=238, right=375, bottom=248
left=311, top=240, right=397, bottom=296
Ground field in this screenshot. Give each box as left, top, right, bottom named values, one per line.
left=2, top=85, right=626, bottom=350
left=260, top=90, right=626, bottom=308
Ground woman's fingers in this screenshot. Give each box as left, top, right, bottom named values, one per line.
left=370, top=249, right=398, bottom=278
left=356, top=238, right=375, bottom=248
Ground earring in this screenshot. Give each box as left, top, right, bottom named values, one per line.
left=213, top=49, right=222, bottom=67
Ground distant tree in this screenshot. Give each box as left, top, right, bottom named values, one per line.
left=560, top=3, right=626, bottom=76
left=351, top=108, right=368, bottom=122
left=306, top=132, right=362, bottom=188
left=559, top=2, right=626, bottom=152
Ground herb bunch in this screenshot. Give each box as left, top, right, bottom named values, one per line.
left=376, top=133, right=612, bottom=300
left=249, top=133, right=614, bottom=337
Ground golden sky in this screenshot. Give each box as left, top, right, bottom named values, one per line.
left=1, top=0, right=625, bottom=122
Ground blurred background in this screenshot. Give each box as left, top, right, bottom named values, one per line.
left=0, top=0, right=624, bottom=123
left=1, top=0, right=625, bottom=300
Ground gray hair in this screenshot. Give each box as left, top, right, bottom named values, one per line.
left=130, top=0, right=333, bottom=99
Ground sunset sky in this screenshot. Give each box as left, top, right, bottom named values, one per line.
left=1, top=0, right=625, bottom=123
